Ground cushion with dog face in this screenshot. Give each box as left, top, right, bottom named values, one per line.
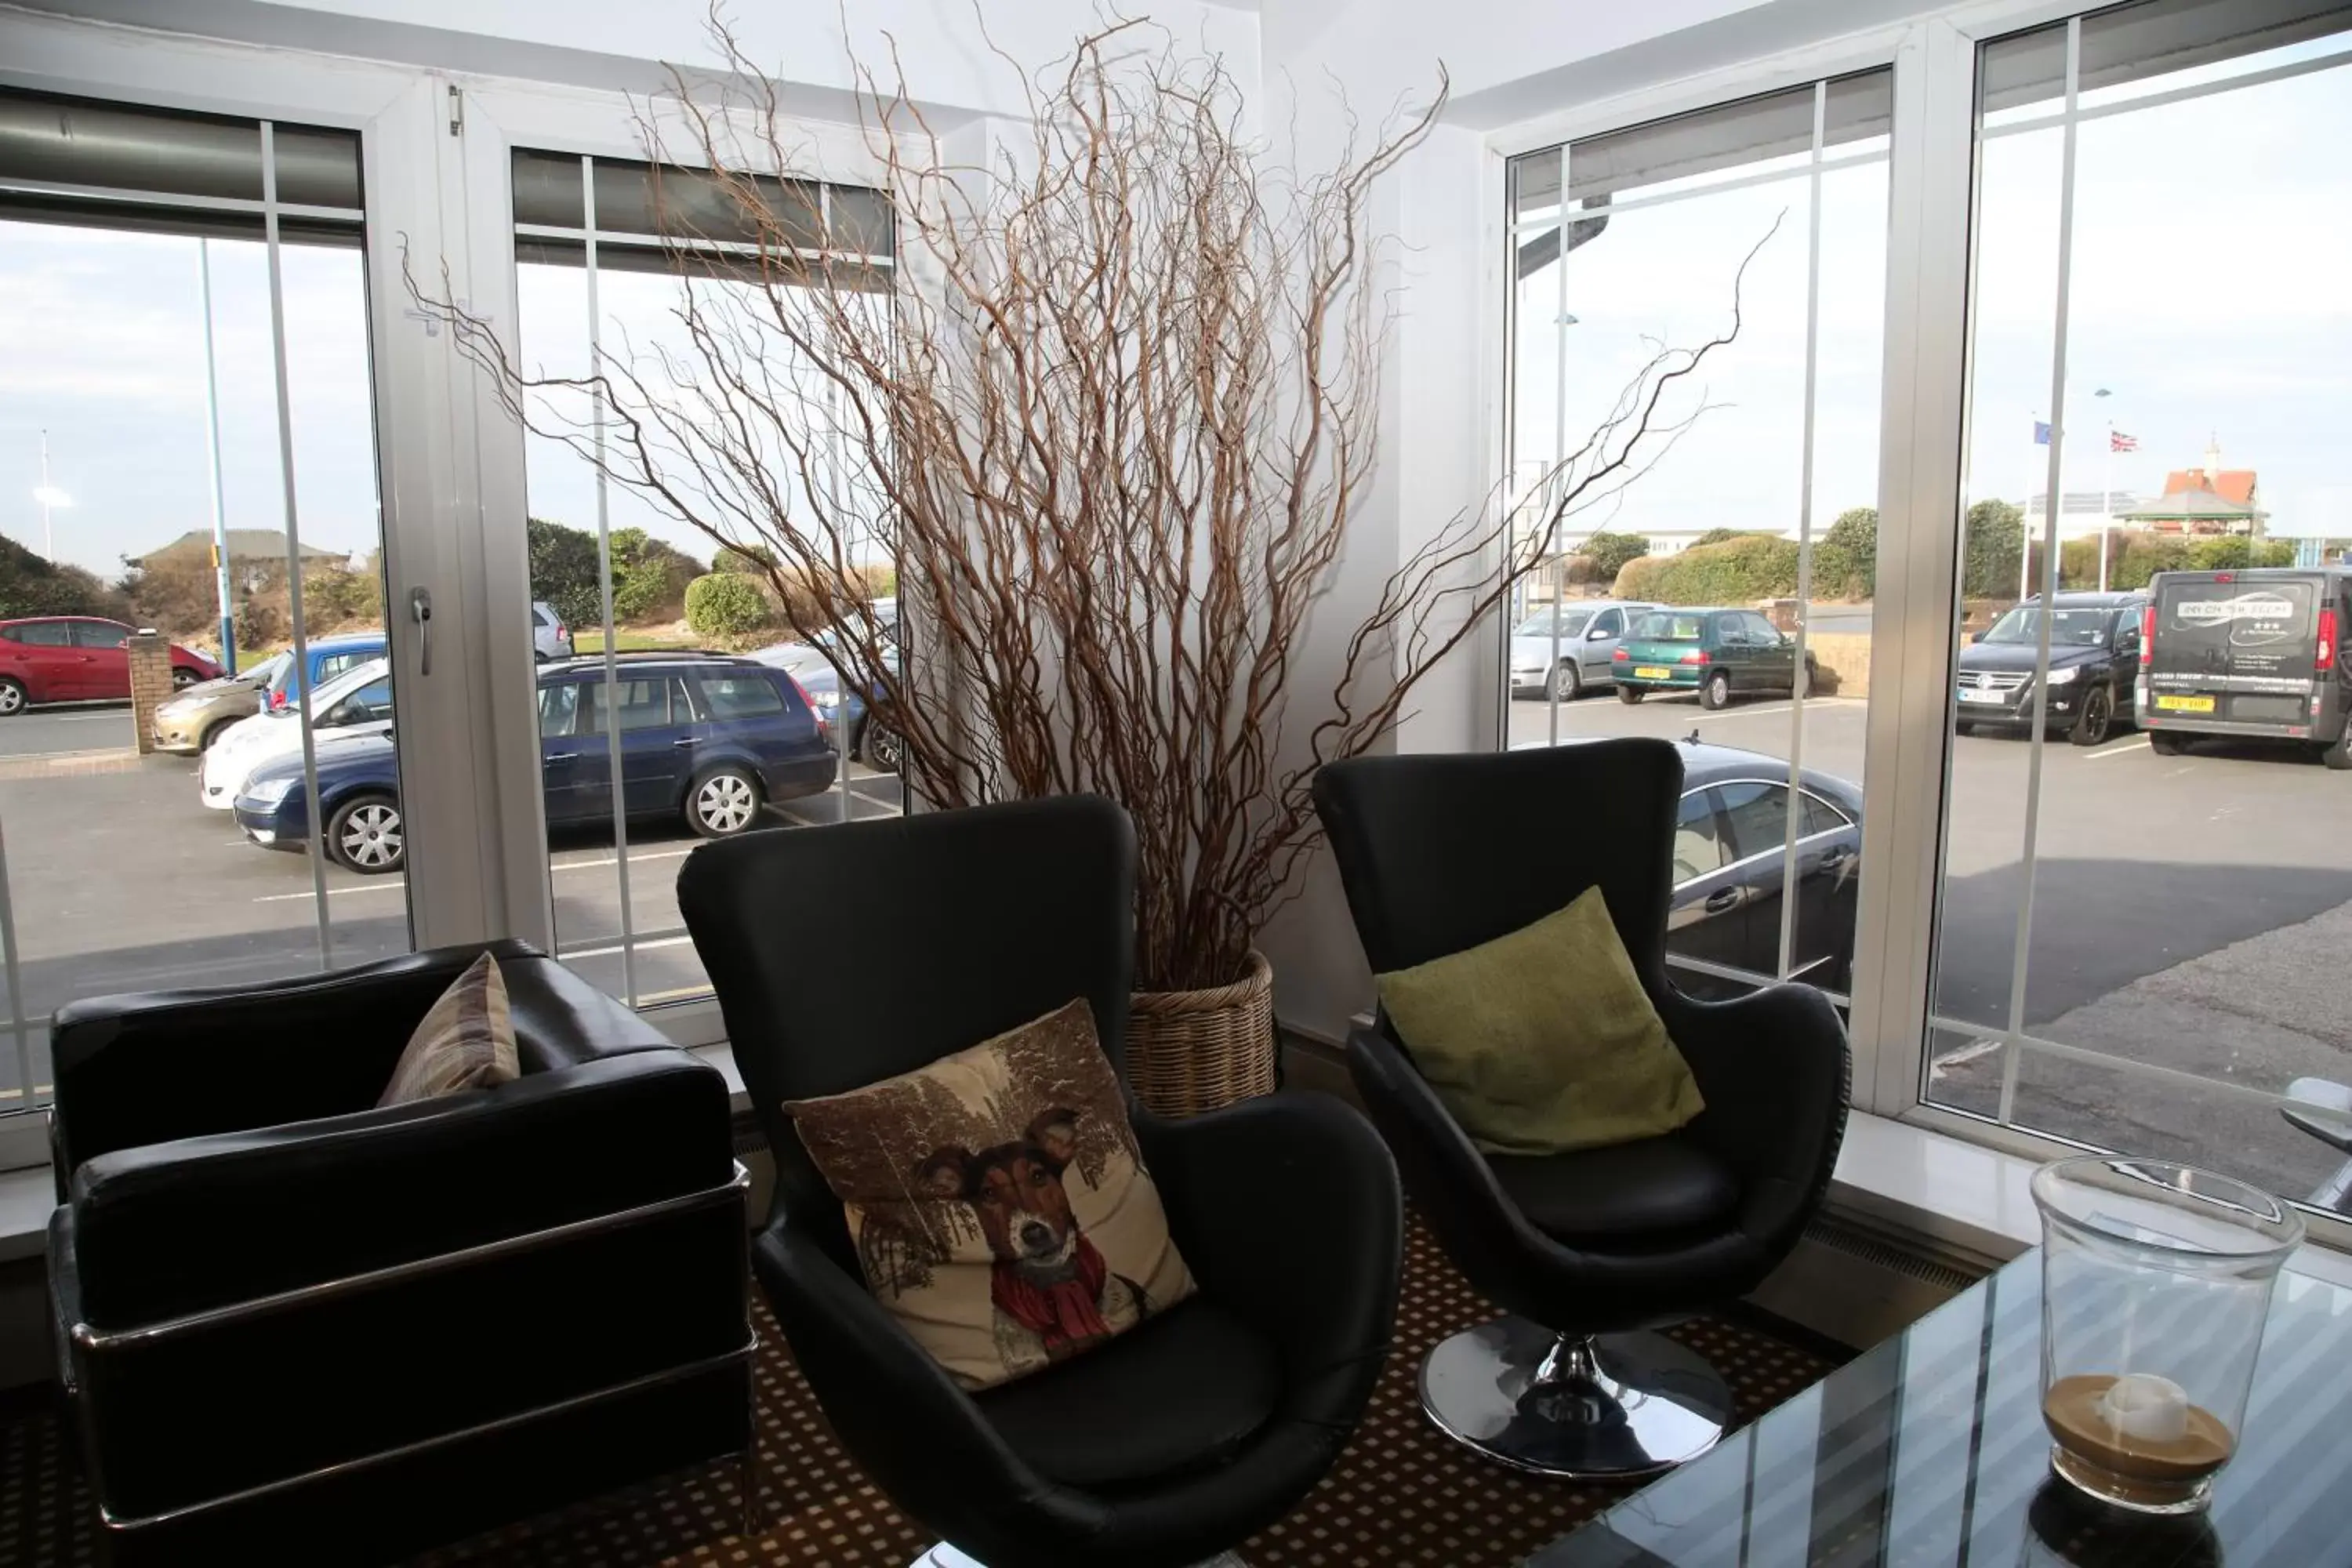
left=782, top=999, right=1196, bottom=1391
left=1374, top=884, right=1704, bottom=1156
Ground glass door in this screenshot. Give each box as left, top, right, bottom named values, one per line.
left=0, top=89, right=413, bottom=1115
left=1928, top=0, right=2352, bottom=1205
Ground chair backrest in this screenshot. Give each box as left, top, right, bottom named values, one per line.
left=1312, top=739, right=1682, bottom=984
left=677, top=795, right=1137, bottom=1263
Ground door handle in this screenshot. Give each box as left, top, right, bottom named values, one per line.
left=408, top=586, right=434, bottom=677
left=543, top=752, right=578, bottom=764
left=1704, top=888, right=1742, bottom=914
left=673, top=736, right=702, bottom=748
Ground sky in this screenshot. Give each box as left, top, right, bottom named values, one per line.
left=1508, top=35, right=2352, bottom=552
left=3, top=27, right=2348, bottom=590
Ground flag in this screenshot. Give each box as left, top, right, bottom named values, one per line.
left=2110, top=430, right=2139, bottom=452
left=2034, top=420, right=2052, bottom=445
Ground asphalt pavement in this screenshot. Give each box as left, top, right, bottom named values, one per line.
left=0, top=702, right=901, bottom=1098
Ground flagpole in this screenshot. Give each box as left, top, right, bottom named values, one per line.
left=2100, top=419, right=2111, bottom=593
left=2022, top=412, right=2037, bottom=604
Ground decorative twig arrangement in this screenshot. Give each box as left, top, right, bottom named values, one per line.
left=412, top=17, right=1762, bottom=992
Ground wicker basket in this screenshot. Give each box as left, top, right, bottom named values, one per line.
left=1126, top=949, right=1277, bottom=1116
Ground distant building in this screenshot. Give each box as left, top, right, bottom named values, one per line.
left=2115, top=442, right=2265, bottom=536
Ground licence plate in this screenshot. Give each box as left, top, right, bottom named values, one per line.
left=1633, top=666, right=1674, bottom=681
left=2154, top=694, right=2216, bottom=713
left=1958, top=688, right=2007, bottom=704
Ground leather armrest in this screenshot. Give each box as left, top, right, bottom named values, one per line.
left=1653, top=980, right=1851, bottom=1231
left=752, top=1216, right=1083, bottom=1542
left=1132, top=1091, right=1401, bottom=1414
left=49, top=941, right=548, bottom=1180
left=68, top=1048, right=732, bottom=1327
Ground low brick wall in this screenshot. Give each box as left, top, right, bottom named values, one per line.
left=129, top=630, right=172, bottom=756
left=1807, top=630, right=1872, bottom=699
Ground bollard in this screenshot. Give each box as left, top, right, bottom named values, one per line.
left=128, top=630, right=172, bottom=757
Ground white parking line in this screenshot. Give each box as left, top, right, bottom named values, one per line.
left=557, top=933, right=697, bottom=961
left=252, top=880, right=407, bottom=902
left=2082, top=738, right=2150, bottom=760
left=550, top=846, right=695, bottom=873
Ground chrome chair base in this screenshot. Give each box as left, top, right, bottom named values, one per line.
left=1420, top=1317, right=1732, bottom=1479
left=914, top=1548, right=1249, bottom=1567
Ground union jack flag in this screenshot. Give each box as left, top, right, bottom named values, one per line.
left=2110, top=430, right=2139, bottom=452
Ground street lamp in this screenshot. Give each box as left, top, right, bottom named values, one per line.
left=33, top=430, right=71, bottom=561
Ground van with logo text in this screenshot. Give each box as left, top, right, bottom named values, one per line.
left=2136, top=567, right=2352, bottom=768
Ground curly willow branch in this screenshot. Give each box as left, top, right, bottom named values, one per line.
left=407, top=13, right=1760, bottom=991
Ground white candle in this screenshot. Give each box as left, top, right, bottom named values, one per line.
left=2096, top=1372, right=2190, bottom=1444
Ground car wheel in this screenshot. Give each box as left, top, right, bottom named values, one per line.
left=172, top=666, right=200, bottom=690
left=687, top=766, right=763, bottom=837
left=1700, top=670, right=1733, bottom=710
left=866, top=722, right=903, bottom=774
left=2067, top=685, right=2114, bottom=746
left=1548, top=662, right=1582, bottom=702
left=2322, top=725, right=2352, bottom=771
left=1616, top=684, right=1645, bottom=706
left=328, top=793, right=405, bottom=875
left=0, top=678, right=24, bottom=717
left=198, top=717, right=238, bottom=751
left=2149, top=730, right=2187, bottom=756
left=1954, top=720, right=1976, bottom=738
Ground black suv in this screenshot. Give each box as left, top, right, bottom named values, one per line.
left=1954, top=590, right=2144, bottom=746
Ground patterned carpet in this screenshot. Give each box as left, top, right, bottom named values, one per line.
left=0, top=1219, right=1839, bottom=1568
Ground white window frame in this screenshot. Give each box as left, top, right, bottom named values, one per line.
left=1479, top=0, right=2352, bottom=1250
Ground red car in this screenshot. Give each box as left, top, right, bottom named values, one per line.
left=0, top=617, right=222, bottom=715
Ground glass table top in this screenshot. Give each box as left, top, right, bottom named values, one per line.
left=1531, top=1252, right=2352, bottom=1567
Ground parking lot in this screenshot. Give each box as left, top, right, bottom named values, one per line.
left=1509, top=688, right=2352, bottom=1199
left=0, top=705, right=901, bottom=1098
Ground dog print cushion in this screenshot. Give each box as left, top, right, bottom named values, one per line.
left=782, top=999, right=1196, bottom=1391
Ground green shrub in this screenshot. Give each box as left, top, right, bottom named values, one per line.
left=608, top=528, right=704, bottom=623
left=234, top=595, right=280, bottom=649
left=1962, top=500, right=2026, bottom=598
left=1581, top=532, right=1650, bottom=582
left=684, top=572, right=772, bottom=639
left=1614, top=533, right=1800, bottom=605
left=301, top=567, right=383, bottom=629
left=528, top=517, right=603, bottom=631
left=1688, top=527, right=1777, bottom=549
left=0, top=533, right=128, bottom=621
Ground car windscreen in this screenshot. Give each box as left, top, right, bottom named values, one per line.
left=2152, top=577, right=2317, bottom=677
left=1980, top=606, right=2114, bottom=647
left=1634, top=613, right=1705, bottom=642
left=302, top=657, right=391, bottom=717
left=1514, top=610, right=1592, bottom=638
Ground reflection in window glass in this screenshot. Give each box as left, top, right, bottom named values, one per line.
left=1929, top=0, right=2352, bottom=1208
left=1503, top=70, right=1888, bottom=1003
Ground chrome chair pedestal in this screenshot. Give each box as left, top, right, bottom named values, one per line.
left=914, top=1549, right=1249, bottom=1568
left=1420, top=1316, right=1732, bottom=1479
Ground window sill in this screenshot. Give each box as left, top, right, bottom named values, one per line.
left=1828, top=1111, right=2352, bottom=1291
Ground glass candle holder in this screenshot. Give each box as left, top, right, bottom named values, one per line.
left=2032, top=1157, right=2303, bottom=1515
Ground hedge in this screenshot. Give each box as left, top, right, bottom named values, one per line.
left=684, top=572, right=773, bottom=638
left=1614, top=534, right=1801, bottom=604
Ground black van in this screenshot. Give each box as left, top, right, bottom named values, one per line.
left=2136, top=567, right=2351, bottom=768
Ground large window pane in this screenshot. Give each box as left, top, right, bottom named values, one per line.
left=514, top=150, right=899, bottom=1011
left=1502, top=71, right=1889, bottom=1004
left=0, top=96, right=406, bottom=1118
left=1929, top=0, right=2352, bottom=1207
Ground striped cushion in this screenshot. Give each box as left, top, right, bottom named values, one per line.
left=378, top=952, right=520, bottom=1106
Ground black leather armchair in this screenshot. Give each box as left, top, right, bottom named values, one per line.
left=679, top=796, right=1403, bottom=1568
left=47, top=941, right=753, bottom=1567
left=1313, top=740, right=1849, bottom=1479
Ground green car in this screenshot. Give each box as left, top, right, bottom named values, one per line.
left=1613, top=607, right=1817, bottom=710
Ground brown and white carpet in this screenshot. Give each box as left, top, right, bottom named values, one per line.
left=0, top=1220, right=1839, bottom=1568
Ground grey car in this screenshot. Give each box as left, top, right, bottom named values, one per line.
left=532, top=601, right=575, bottom=662
left=1508, top=599, right=1657, bottom=700
left=148, top=650, right=291, bottom=754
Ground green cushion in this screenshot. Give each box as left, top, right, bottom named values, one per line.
left=1374, top=887, right=1704, bottom=1156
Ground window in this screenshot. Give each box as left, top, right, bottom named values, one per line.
left=0, top=85, right=404, bottom=1129
left=539, top=681, right=583, bottom=739
left=1926, top=0, right=2352, bottom=1209
left=1672, top=789, right=1730, bottom=882
left=1506, top=64, right=1889, bottom=1006
left=513, top=147, right=898, bottom=1009
left=697, top=672, right=786, bottom=720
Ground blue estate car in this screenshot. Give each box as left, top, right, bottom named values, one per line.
left=235, top=653, right=837, bottom=873
left=261, top=631, right=390, bottom=710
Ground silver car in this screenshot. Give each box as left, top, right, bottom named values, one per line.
left=532, top=601, right=575, bottom=662
left=1508, top=600, right=1657, bottom=700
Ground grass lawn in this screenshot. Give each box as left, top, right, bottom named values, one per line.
left=572, top=627, right=700, bottom=655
